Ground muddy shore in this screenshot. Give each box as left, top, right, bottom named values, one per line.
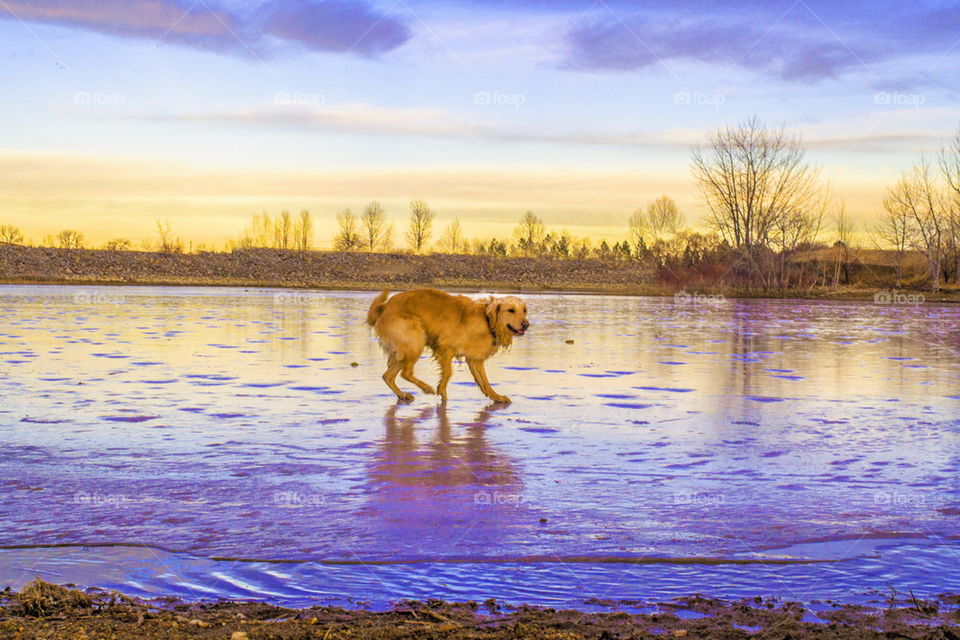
left=2, top=244, right=957, bottom=301
left=3, top=580, right=959, bottom=639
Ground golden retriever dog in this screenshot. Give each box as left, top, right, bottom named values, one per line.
left=366, top=289, right=529, bottom=404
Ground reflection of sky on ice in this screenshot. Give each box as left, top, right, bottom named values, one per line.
left=1, top=286, right=958, bottom=607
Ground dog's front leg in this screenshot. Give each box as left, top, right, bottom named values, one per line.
left=436, top=351, right=454, bottom=403
left=467, top=358, right=511, bottom=404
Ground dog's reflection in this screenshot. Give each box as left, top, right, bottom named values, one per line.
left=370, top=403, right=517, bottom=488
left=364, top=403, right=528, bottom=557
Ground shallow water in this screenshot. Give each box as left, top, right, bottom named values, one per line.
left=1, top=285, right=958, bottom=608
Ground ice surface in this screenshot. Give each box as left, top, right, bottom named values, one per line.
left=1, top=285, right=958, bottom=607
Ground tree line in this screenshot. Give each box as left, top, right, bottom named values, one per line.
left=231, top=210, right=313, bottom=252
left=2, top=118, right=959, bottom=291
left=878, top=135, right=960, bottom=289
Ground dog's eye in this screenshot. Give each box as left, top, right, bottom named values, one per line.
left=508, top=308, right=516, bottom=313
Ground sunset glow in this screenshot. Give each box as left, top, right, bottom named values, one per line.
left=1, top=0, right=957, bottom=247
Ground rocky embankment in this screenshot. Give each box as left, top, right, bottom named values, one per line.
left=0, top=244, right=654, bottom=292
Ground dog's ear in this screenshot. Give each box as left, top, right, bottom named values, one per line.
left=485, top=298, right=512, bottom=347
left=484, top=298, right=501, bottom=323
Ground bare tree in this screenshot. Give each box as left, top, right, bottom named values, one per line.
left=438, top=217, right=465, bottom=254
left=0, top=224, right=24, bottom=244
left=334, top=208, right=363, bottom=251
left=103, top=238, right=132, bottom=251
left=252, top=212, right=272, bottom=248
left=361, top=201, right=390, bottom=251
left=940, top=127, right=960, bottom=200
left=231, top=234, right=254, bottom=251
left=875, top=128, right=960, bottom=288
left=938, top=128, right=960, bottom=283
left=513, top=211, right=545, bottom=257
left=629, top=196, right=684, bottom=264
left=406, top=200, right=435, bottom=253
left=875, top=192, right=911, bottom=288
left=156, top=220, right=183, bottom=253
left=831, top=201, right=854, bottom=287
left=234, top=212, right=277, bottom=249
left=768, top=190, right=826, bottom=289
left=157, top=220, right=171, bottom=252
left=275, top=210, right=292, bottom=249
left=627, top=209, right=646, bottom=259
left=691, top=118, right=823, bottom=289
left=381, top=222, right=395, bottom=252
left=56, top=230, right=85, bottom=249
left=886, top=159, right=945, bottom=290
left=692, top=117, right=821, bottom=249
left=294, top=210, right=312, bottom=252
left=646, top=196, right=684, bottom=241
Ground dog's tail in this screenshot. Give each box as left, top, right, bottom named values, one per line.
left=366, top=289, right=390, bottom=327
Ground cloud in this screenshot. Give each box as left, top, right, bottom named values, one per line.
left=2, top=0, right=953, bottom=79
left=0, top=0, right=410, bottom=58
left=145, top=101, right=694, bottom=148
left=159, top=102, right=476, bottom=138
left=124, top=101, right=677, bottom=159
left=259, top=0, right=411, bottom=57
left=802, top=107, right=960, bottom=151
left=558, top=1, right=960, bottom=84
left=135, top=101, right=957, bottom=153
left=0, top=0, right=244, bottom=53
left=562, top=15, right=875, bottom=81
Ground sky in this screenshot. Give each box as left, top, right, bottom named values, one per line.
left=0, top=0, right=958, bottom=248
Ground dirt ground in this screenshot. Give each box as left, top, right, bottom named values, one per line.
left=2, top=244, right=958, bottom=301
left=2, top=580, right=959, bottom=639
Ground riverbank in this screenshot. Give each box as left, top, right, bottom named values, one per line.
left=2, top=244, right=957, bottom=301
left=3, top=580, right=958, bottom=639
left=0, top=244, right=655, bottom=295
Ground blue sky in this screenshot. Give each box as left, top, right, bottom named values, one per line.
left=0, top=0, right=958, bottom=246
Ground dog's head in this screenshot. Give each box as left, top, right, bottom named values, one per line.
left=485, top=295, right=529, bottom=346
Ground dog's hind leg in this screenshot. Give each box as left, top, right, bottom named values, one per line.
left=382, top=357, right=413, bottom=403
left=378, top=316, right=427, bottom=402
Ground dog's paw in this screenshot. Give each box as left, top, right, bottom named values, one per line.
left=422, top=385, right=436, bottom=395
left=490, top=394, right=511, bottom=404
left=397, top=392, right=415, bottom=403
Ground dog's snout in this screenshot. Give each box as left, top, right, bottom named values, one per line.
left=521, top=320, right=530, bottom=330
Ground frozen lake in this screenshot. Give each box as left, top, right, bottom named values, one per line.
left=1, top=285, right=958, bottom=609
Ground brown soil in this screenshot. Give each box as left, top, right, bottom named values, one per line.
left=0, top=244, right=657, bottom=295
left=3, top=580, right=959, bottom=639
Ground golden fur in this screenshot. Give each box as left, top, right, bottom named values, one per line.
left=367, top=289, right=529, bottom=404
